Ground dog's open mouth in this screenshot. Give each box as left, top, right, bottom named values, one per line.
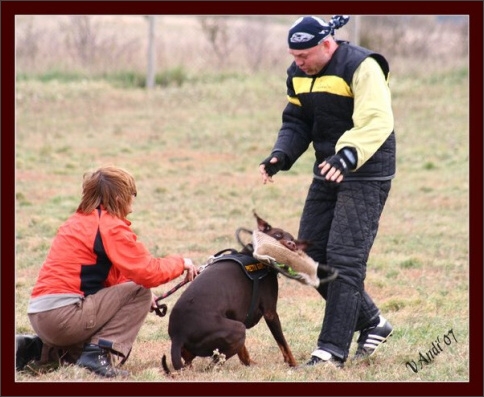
left=251, top=230, right=337, bottom=287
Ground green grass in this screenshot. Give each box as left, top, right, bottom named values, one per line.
left=15, top=65, right=469, bottom=383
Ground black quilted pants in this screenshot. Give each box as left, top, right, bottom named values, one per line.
left=298, top=178, right=391, bottom=360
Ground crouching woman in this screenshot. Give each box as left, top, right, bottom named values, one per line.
left=21, top=165, right=197, bottom=378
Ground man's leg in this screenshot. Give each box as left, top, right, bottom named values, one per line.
left=309, top=181, right=391, bottom=364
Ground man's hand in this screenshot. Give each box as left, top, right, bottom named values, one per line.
left=319, top=148, right=356, bottom=183
left=319, top=154, right=348, bottom=183
left=259, top=152, right=286, bottom=184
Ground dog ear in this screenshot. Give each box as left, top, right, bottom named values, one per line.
left=253, top=210, right=272, bottom=233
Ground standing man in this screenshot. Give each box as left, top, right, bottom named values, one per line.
left=259, top=15, right=396, bottom=368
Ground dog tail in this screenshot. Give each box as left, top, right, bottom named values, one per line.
left=161, top=354, right=172, bottom=376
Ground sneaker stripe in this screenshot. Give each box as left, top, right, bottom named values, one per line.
left=363, top=342, right=383, bottom=349
left=364, top=337, right=386, bottom=345
left=363, top=333, right=393, bottom=349
left=368, top=334, right=387, bottom=341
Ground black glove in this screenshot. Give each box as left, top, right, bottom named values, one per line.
left=260, top=152, right=287, bottom=177
left=321, top=148, right=357, bottom=178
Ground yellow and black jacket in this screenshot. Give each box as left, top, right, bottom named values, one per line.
left=272, top=41, right=396, bottom=181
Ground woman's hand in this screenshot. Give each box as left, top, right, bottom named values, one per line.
left=150, top=291, right=159, bottom=312
left=183, top=258, right=197, bottom=282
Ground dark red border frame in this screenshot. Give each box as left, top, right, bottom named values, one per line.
left=2, top=2, right=482, bottom=396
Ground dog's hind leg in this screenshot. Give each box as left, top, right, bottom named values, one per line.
left=237, top=343, right=256, bottom=366
left=170, top=339, right=185, bottom=371
left=181, top=347, right=195, bottom=367
left=206, top=319, right=248, bottom=363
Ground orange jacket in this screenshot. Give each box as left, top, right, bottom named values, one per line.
left=31, top=207, right=185, bottom=298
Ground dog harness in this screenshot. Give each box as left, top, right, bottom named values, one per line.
left=208, top=248, right=272, bottom=327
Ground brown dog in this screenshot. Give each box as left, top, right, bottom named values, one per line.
left=161, top=212, right=307, bottom=373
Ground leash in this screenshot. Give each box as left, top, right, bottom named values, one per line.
left=235, top=227, right=254, bottom=253
left=151, top=251, right=225, bottom=318
left=152, top=227, right=257, bottom=318
left=152, top=279, right=191, bottom=317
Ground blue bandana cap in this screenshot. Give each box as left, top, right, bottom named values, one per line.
left=288, top=15, right=350, bottom=50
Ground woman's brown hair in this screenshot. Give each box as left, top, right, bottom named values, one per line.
left=77, top=166, right=137, bottom=219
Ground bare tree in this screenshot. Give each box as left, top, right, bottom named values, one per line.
left=59, top=16, right=142, bottom=74
left=63, top=15, right=98, bottom=68
left=239, top=17, right=270, bottom=72
left=16, top=17, right=42, bottom=71
left=198, top=16, right=234, bottom=67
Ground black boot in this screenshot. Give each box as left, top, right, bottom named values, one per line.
left=16, top=334, right=43, bottom=371
left=76, top=344, right=129, bottom=378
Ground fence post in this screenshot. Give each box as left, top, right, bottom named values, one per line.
left=352, top=15, right=360, bottom=46
left=146, top=15, right=156, bottom=89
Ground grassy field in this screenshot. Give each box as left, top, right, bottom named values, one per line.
left=13, top=15, right=471, bottom=389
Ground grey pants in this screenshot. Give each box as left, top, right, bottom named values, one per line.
left=29, top=281, right=152, bottom=359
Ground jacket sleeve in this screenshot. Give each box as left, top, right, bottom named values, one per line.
left=100, top=219, right=185, bottom=288
left=335, top=57, right=394, bottom=170
left=271, top=64, right=313, bottom=170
